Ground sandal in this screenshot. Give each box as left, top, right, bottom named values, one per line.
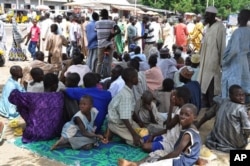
left=14, top=127, right=23, bottom=136
left=9, top=119, right=19, bottom=128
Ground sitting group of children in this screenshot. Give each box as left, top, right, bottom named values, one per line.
left=0, top=45, right=250, bottom=166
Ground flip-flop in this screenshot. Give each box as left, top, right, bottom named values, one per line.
left=14, top=127, right=23, bottom=136
left=0, top=123, right=6, bottom=143
left=9, top=119, right=19, bottom=128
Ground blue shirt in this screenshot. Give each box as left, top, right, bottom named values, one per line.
left=0, top=77, right=25, bottom=119
left=86, top=21, right=98, bottom=49
left=65, top=87, right=112, bottom=133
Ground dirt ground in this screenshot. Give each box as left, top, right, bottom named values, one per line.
left=0, top=59, right=231, bottom=166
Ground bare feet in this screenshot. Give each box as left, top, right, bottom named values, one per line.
left=50, top=137, right=66, bottom=151
left=196, top=158, right=208, bottom=166
left=104, top=128, right=113, bottom=141
left=118, top=159, right=138, bottom=166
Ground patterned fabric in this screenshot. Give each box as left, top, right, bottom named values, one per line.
left=9, top=90, right=64, bottom=143
left=108, top=85, right=135, bottom=124
left=14, top=137, right=148, bottom=165
left=0, top=77, right=25, bottom=119
left=206, top=96, right=250, bottom=152
left=9, top=18, right=26, bottom=61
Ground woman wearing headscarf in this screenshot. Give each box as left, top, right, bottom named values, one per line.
left=8, top=16, right=27, bottom=61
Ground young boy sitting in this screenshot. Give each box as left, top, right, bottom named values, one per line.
left=107, top=67, right=141, bottom=146
left=197, top=84, right=250, bottom=153
left=26, top=67, right=44, bottom=92
left=119, top=103, right=202, bottom=166
left=140, top=87, right=191, bottom=156
left=134, top=90, right=165, bottom=134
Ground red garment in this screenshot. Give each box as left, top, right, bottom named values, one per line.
left=174, top=23, right=188, bottom=47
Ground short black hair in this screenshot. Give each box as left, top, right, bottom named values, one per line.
left=181, top=103, right=198, bottom=115
left=175, top=86, right=191, bottom=103
left=72, top=54, right=83, bottom=64
left=43, top=73, right=59, bottom=90
left=162, top=78, right=174, bottom=92
left=80, top=95, right=93, bottom=105
left=100, top=9, right=109, bottom=19
left=66, top=72, right=80, bottom=87
left=30, top=67, right=44, bottom=81
left=128, top=58, right=140, bottom=71
left=83, top=72, right=98, bottom=88
left=50, top=24, right=58, bottom=33
left=122, top=67, right=137, bottom=83
left=229, top=84, right=243, bottom=95
left=35, top=51, right=44, bottom=61
left=92, top=12, right=99, bottom=21
left=148, top=55, right=157, bottom=67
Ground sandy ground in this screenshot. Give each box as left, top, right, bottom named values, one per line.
left=0, top=59, right=231, bottom=166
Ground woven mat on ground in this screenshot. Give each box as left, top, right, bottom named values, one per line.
left=13, top=137, right=148, bottom=166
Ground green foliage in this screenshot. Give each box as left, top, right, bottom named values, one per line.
left=140, top=0, right=250, bottom=18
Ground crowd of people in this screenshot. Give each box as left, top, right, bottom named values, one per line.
left=0, top=5, right=250, bottom=166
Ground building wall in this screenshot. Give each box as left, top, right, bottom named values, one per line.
left=1, top=0, right=67, bottom=12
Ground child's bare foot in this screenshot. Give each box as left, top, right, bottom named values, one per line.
left=196, top=158, right=208, bottom=166
left=51, top=137, right=65, bottom=151
left=0, top=122, right=6, bottom=143
left=81, top=143, right=94, bottom=150
left=118, top=159, right=137, bottom=166
left=104, top=128, right=113, bottom=141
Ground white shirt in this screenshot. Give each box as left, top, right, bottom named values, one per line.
left=108, top=76, right=125, bottom=97
left=41, top=18, right=53, bottom=39
left=64, top=64, right=91, bottom=86
left=69, top=22, right=81, bottom=42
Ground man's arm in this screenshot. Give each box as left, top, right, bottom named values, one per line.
left=122, top=119, right=141, bottom=146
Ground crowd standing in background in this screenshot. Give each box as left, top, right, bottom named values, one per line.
left=0, top=6, right=250, bottom=166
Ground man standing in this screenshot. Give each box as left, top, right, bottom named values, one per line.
left=40, top=12, right=53, bottom=54
left=86, top=12, right=99, bottom=71
left=26, top=19, right=40, bottom=60
left=174, top=17, right=188, bottom=50
left=143, top=16, right=155, bottom=59
left=127, top=16, right=137, bottom=52
left=95, top=9, right=120, bottom=76
left=189, top=14, right=203, bottom=52
left=197, top=6, right=226, bottom=107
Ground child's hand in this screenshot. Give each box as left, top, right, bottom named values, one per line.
left=170, top=90, right=176, bottom=106
left=96, top=135, right=108, bottom=144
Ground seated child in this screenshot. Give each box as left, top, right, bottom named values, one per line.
left=119, top=103, right=202, bottom=166
left=197, top=84, right=250, bottom=153
left=27, top=67, right=44, bottom=92
left=51, top=95, right=108, bottom=150
left=0, top=65, right=25, bottom=119
left=134, top=90, right=165, bottom=134
left=140, top=87, right=191, bottom=156
left=154, top=78, right=174, bottom=113
left=107, top=68, right=141, bottom=146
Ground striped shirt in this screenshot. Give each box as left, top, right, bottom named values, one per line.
left=144, top=22, right=155, bottom=43
left=95, top=20, right=116, bottom=48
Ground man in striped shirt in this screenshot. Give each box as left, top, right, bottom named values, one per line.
left=95, top=9, right=121, bottom=77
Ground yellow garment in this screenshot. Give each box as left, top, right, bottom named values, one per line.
left=134, top=128, right=149, bottom=137
left=189, top=22, right=203, bottom=52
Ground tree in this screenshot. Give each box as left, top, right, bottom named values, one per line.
left=140, top=0, right=250, bottom=18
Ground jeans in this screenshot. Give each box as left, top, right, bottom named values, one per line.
left=28, top=41, right=37, bottom=59
left=95, top=46, right=113, bottom=77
